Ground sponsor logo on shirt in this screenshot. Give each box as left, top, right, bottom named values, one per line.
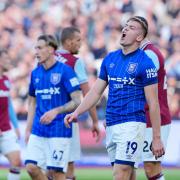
left=50, top=73, right=61, bottom=85
left=35, top=87, right=60, bottom=95
left=146, top=68, right=157, bottom=78
left=70, top=77, right=79, bottom=87
left=108, top=76, right=135, bottom=86
left=126, top=63, right=138, bottom=74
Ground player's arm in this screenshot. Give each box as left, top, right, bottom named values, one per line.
left=8, top=97, right=20, bottom=139
left=80, top=82, right=100, bottom=141
left=144, top=84, right=165, bottom=159
left=64, top=78, right=107, bottom=127
left=25, top=95, right=36, bottom=143
left=40, top=90, right=81, bottom=124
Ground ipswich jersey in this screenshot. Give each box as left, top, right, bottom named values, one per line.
left=141, top=41, right=171, bottom=127
left=55, top=49, right=88, bottom=85
left=29, top=61, right=80, bottom=137
left=99, top=49, right=158, bottom=126
left=0, top=75, right=11, bottom=131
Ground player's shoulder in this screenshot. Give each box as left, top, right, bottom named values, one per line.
left=103, top=49, right=121, bottom=61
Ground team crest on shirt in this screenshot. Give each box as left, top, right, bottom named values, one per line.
left=126, top=62, right=138, bottom=74
left=50, top=73, right=61, bottom=85
left=4, top=80, right=10, bottom=88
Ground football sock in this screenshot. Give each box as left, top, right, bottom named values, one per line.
left=8, top=167, right=20, bottom=180
left=66, top=176, right=76, bottom=180
left=148, top=173, right=165, bottom=180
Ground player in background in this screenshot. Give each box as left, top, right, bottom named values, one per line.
left=138, top=16, right=171, bottom=180
left=55, top=26, right=100, bottom=180
left=64, top=16, right=165, bottom=180
left=25, top=35, right=81, bottom=180
left=0, top=49, right=21, bottom=180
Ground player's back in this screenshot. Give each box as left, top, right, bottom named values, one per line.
left=0, top=75, right=11, bottom=131
left=142, top=41, right=171, bottom=127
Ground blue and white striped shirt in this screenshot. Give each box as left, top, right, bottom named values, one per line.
left=29, top=61, right=80, bottom=137
left=99, top=49, right=158, bottom=126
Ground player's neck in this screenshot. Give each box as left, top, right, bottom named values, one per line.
left=43, top=57, right=56, bottom=70
left=122, top=44, right=139, bottom=55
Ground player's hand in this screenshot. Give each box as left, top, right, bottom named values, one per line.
left=91, top=122, right=101, bottom=142
left=64, top=112, right=78, bottom=128
left=40, top=109, right=58, bottom=124
left=152, top=138, right=165, bottom=159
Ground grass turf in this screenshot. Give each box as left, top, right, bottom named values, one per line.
left=0, top=168, right=179, bottom=179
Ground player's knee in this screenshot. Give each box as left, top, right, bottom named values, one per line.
left=113, top=165, right=132, bottom=180
left=144, top=162, right=161, bottom=177
left=9, top=156, right=21, bottom=167
left=26, top=163, right=39, bottom=176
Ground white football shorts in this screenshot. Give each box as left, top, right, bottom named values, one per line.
left=0, top=129, right=20, bottom=155
left=25, top=134, right=70, bottom=173
left=68, top=122, right=81, bottom=162
left=106, top=122, right=146, bottom=168
left=142, top=124, right=171, bottom=162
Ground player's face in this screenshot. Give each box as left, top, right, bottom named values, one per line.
left=0, top=52, right=11, bottom=72
left=35, top=40, right=51, bottom=64
left=120, top=20, right=144, bottom=47
left=69, top=32, right=81, bottom=54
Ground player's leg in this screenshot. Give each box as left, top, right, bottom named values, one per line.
left=26, top=163, right=48, bottom=180
left=1, top=130, right=21, bottom=180
left=144, top=162, right=164, bottom=180
left=143, top=125, right=170, bottom=180
left=66, top=122, right=81, bottom=180
left=46, top=137, right=71, bottom=180
left=106, top=122, right=146, bottom=180
left=25, top=134, right=47, bottom=179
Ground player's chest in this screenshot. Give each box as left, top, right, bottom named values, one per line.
left=107, top=60, right=140, bottom=86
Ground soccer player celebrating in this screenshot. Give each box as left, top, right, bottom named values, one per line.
left=64, top=16, right=165, bottom=180
left=25, top=35, right=81, bottom=180
left=138, top=16, right=171, bottom=180
left=56, top=26, right=100, bottom=180
left=0, top=49, right=21, bottom=180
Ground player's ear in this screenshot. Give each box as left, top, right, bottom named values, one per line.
left=48, top=46, right=55, bottom=54
left=136, top=33, right=144, bottom=42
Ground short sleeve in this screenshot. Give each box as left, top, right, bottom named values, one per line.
left=74, top=58, right=88, bottom=84
left=139, top=55, right=158, bottom=87
left=29, top=72, right=36, bottom=97
left=62, top=65, right=80, bottom=93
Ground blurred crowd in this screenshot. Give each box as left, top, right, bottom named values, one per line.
left=0, top=0, right=179, bottom=120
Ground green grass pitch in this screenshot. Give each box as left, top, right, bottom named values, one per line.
left=0, top=168, right=179, bottom=179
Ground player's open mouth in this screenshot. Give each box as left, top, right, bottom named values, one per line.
left=122, top=33, right=126, bottom=38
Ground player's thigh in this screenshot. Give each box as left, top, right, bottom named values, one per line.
left=0, top=130, right=20, bottom=155
left=69, top=122, right=81, bottom=162
left=46, top=137, right=70, bottom=173
left=5, top=151, right=21, bottom=166
left=25, top=134, right=46, bottom=170
left=106, top=122, right=146, bottom=167
left=143, top=124, right=171, bottom=162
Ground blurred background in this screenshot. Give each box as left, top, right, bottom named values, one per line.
left=0, top=0, right=180, bottom=168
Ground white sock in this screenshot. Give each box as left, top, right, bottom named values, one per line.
left=8, top=171, right=20, bottom=180
left=157, top=175, right=165, bottom=180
